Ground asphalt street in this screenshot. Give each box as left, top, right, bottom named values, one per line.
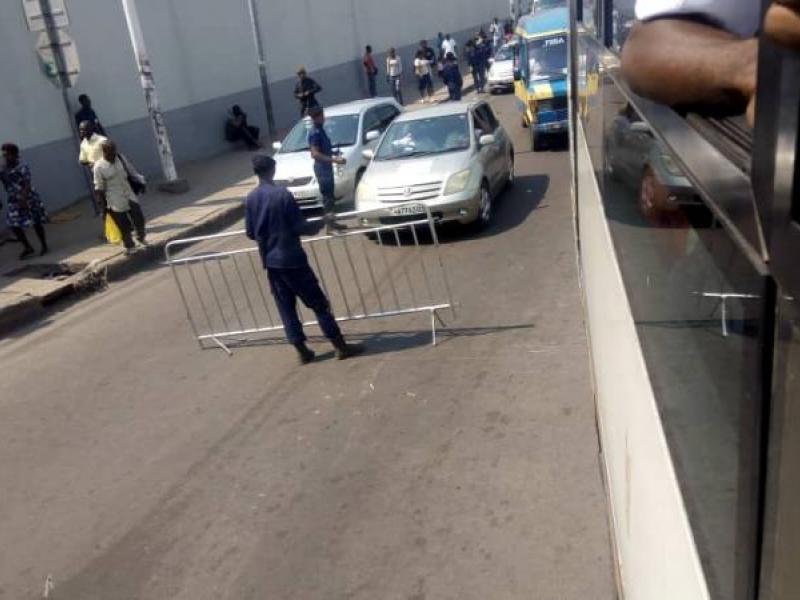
left=0, top=92, right=615, bottom=599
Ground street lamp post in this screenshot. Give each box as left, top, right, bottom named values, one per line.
left=245, top=0, right=276, bottom=137
left=120, top=0, right=188, bottom=192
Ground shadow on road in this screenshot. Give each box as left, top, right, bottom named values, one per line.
left=211, top=323, right=536, bottom=357
left=437, top=173, right=550, bottom=243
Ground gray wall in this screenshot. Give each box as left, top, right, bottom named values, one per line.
left=1, top=0, right=508, bottom=212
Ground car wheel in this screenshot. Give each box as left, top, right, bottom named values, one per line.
left=638, top=166, right=667, bottom=220
left=474, top=182, right=492, bottom=230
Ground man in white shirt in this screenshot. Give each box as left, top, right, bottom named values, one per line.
left=93, top=140, right=147, bottom=254
left=441, top=34, right=458, bottom=58
left=78, top=121, right=107, bottom=168
left=386, top=48, right=404, bottom=105
left=621, top=0, right=800, bottom=123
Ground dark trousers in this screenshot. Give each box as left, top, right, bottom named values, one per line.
left=473, top=66, right=486, bottom=91
left=108, top=201, right=146, bottom=249
left=317, top=174, right=336, bottom=213
left=447, top=84, right=462, bottom=101
left=389, top=75, right=404, bottom=105
left=267, top=265, right=342, bottom=344
left=367, top=72, right=377, bottom=97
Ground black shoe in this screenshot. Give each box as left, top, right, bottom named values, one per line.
left=332, top=337, right=365, bottom=360
left=294, top=342, right=316, bottom=365
left=39, top=245, right=49, bottom=257
left=19, top=246, right=34, bottom=260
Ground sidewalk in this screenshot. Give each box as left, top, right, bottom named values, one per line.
left=0, top=74, right=474, bottom=335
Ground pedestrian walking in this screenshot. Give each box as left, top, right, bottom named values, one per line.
left=74, top=94, right=105, bottom=135
left=78, top=121, right=108, bottom=168
left=307, top=106, right=346, bottom=233
left=490, top=17, right=502, bottom=52
left=0, top=143, right=48, bottom=259
left=92, top=140, right=147, bottom=255
left=419, top=40, right=437, bottom=95
left=294, top=67, right=322, bottom=117
left=441, top=53, right=463, bottom=101
left=385, top=48, right=404, bottom=105
left=244, top=154, right=364, bottom=365
left=363, top=45, right=379, bottom=98
left=441, top=34, right=458, bottom=59
left=414, top=50, right=434, bottom=103
left=473, top=35, right=491, bottom=93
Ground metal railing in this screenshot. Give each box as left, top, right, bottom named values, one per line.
left=164, top=205, right=455, bottom=354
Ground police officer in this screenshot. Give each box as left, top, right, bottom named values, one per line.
left=307, top=106, right=346, bottom=233
left=245, top=154, right=364, bottom=364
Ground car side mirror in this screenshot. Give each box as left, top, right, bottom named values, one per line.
left=479, top=134, right=497, bottom=147
left=272, top=141, right=282, bottom=151
left=365, top=130, right=380, bottom=142
left=513, top=69, right=521, bottom=81
left=362, top=148, right=375, bottom=160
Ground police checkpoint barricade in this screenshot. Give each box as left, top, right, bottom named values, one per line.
left=164, top=205, right=456, bottom=355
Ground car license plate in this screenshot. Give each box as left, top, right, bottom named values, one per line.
left=293, top=190, right=317, bottom=200
left=390, top=204, right=426, bottom=216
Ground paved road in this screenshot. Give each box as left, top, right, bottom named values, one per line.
left=0, top=93, right=615, bottom=599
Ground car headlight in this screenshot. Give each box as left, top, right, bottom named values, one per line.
left=444, top=169, right=473, bottom=195
left=660, top=153, right=682, bottom=176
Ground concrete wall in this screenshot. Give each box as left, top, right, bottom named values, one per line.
left=1, top=0, right=508, bottom=212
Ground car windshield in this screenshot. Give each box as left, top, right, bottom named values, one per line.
left=494, top=45, right=515, bottom=62
left=375, top=114, right=470, bottom=160
left=534, top=0, right=565, bottom=10
left=279, top=114, right=360, bottom=153
left=528, top=35, right=567, bottom=77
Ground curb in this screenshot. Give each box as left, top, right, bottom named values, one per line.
left=0, top=199, right=245, bottom=338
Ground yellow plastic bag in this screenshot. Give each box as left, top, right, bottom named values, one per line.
left=104, top=213, right=122, bottom=245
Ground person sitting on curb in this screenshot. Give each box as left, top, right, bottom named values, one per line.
left=225, top=105, right=262, bottom=150
left=244, top=154, right=364, bottom=365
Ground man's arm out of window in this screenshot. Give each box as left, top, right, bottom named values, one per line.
left=621, top=18, right=756, bottom=111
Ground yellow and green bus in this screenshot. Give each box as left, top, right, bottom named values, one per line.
left=513, top=7, right=569, bottom=150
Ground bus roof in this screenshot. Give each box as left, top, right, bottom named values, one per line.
left=515, top=7, right=568, bottom=39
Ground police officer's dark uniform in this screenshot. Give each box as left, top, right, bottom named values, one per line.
left=245, top=155, right=363, bottom=364
left=306, top=107, right=341, bottom=225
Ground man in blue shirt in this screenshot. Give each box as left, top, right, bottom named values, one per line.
left=307, top=106, right=346, bottom=232
left=245, top=154, right=364, bottom=364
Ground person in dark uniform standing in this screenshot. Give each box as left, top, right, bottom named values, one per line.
left=245, top=154, right=364, bottom=364
left=307, top=106, right=346, bottom=232
left=294, top=67, right=322, bottom=116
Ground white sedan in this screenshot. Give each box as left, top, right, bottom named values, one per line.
left=271, top=98, right=402, bottom=209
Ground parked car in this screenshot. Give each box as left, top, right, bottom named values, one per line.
left=271, top=98, right=402, bottom=209
left=605, top=104, right=701, bottom=219
left=355, top=101, right=514, bottom=229
left=487, top=41, right=517, bottom=94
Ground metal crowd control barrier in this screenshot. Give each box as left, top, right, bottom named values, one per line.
left=164, top=205, right=455, bottom=354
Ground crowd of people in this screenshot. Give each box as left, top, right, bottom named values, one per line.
left=1, top=18, right=518, bottom=263
left=360, top=21, right=510, bottom=105
left=0, top=94, right=149, bottom=261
